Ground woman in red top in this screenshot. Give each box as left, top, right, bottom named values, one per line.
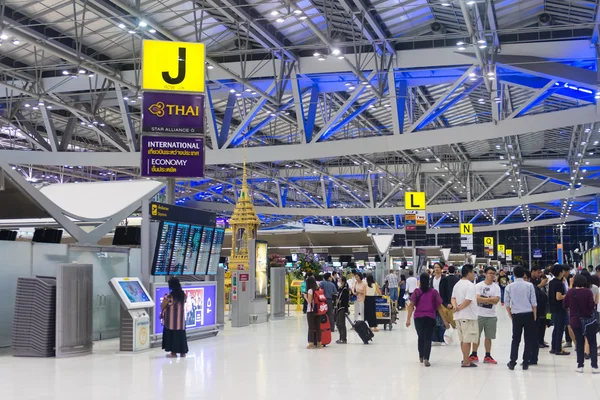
left=161, top=277, right=189, bottom=358
left=406, top=272, right=449, bottom=367
left=563, top=274, right=598, bottom=373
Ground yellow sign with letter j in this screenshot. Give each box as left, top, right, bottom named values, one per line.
left=142, top=40, right=205, bottom=93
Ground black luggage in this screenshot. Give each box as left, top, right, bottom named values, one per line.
left=346, top=314, right=374, bottom=344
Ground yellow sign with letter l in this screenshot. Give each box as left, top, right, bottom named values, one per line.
left=405, top=192, right=426, bottom=210
left=142, top=40, right=205, bottom=93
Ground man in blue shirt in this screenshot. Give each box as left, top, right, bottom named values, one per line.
left=320, top=273, right=338, bottom=332
left=505, top=266, right=537, bottom=370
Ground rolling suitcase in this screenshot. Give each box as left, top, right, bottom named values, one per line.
left=320, top=314, right=332, bottom=346
left=346, top=314, right=374, bottom=344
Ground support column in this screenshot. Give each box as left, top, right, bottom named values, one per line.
left=166, top=179, right=176, bottom=204
left=528, top=227, right=532, bottom=268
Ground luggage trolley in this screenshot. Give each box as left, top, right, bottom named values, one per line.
left=375, top=295, right=393, bottom=330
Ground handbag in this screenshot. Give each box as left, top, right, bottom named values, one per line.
left=573, top=289, right=599, bottom=335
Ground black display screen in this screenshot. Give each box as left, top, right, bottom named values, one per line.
left=169, top=223, right=190, bottom=274
left=195, top=227, right=214, bottom=275
left=207, top=228, right=225, bottom=275
left=182, top=226, right=203, bottom=275
left=152, top=221, right=177, bottom=275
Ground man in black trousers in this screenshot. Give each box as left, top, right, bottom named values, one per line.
left=504, top=266, right=537, bottom=370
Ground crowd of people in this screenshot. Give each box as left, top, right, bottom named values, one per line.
left=301, top=263, right=600, bottom=373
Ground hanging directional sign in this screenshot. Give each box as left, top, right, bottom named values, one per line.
left=142, top=40, right=206, bottom=93
left=404, top=192, right=426, bottom=242
left=404, top=192, right=426, bottom=210
left=506, top=249, right=513, bottom=262
left=460, top=223, right=473, bottom=251
left=484, top=237, right=494, bottom=257
left=460, top=224, right=473, bottom=235
left=498, top=244, right=506, bottom=259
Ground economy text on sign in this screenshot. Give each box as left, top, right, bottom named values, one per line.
left=141, top=136, right=204, bottom=178
left=142, top=92, right=204, bottom=134
left=404, top=192, right=426, bottom=210
left=460, top=223, right=473, bottom=235
left=142, top=40, right=205, bottom=93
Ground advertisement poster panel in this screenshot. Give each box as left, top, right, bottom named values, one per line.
left=255, top=241, right=268, bottom=298
left=154, top=284, right=216, bottom=335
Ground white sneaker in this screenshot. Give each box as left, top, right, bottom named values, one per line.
left=576, top=367, right=584, bottom=373
left=441, top=342, right=447, bottom=346
left=592, top=368, right=600, bottom=374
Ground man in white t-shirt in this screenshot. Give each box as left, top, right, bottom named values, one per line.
left=451, top=264, right=479, bottom=368
left=471, top=267, right=501, bottom=365
left=406, top=270, right=418, bottom=296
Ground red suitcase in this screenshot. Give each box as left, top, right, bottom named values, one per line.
left=320, top=314, right=332, bottom=346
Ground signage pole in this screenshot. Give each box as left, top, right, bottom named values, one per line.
left=166, top=178, right=176, bottom=204
left=528, top=227, right=532, bottom=268
left=412, top=241, right=417, bottom=273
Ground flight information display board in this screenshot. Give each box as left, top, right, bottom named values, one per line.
left=169, top=223, right=190, bottom=274
left=207, top=228, right=225, bottom=275
left=152, top=221, right=177, bottom=275
left=182, top=225, right=203, bottom=275
left=195, top=227, right=214, bottom=275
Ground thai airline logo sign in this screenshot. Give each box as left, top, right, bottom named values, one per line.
left=142, top=92, right=204, bottom=134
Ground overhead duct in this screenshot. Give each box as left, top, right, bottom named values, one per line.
left=431, top=22, right=447, bottom=34
left=538, top=13, right=552, bottom=26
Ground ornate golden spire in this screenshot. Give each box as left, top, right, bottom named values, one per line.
left=229, top=159, right=260, bottom=270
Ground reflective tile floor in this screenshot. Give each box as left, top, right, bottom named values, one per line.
left=1, top=310, right=600, bottom=400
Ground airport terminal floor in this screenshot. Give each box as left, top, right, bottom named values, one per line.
left=2, top=310, right=599, bottom=400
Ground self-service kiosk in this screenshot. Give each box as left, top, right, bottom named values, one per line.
left=109, top=277, right=155, bottom=352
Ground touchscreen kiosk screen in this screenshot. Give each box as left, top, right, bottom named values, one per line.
left=118, top=281, right=150, bottom=303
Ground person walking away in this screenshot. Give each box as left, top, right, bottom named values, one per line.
left=399, top=275, right=407, bottom=310
left=161, top=277, right=189, bottom=358
left=451, top=264, right=480, bottom=368
left=335, top=276, right=350, bottom=344
left=580, top=271, right=598, bottom=359
left=431, top=263, right=448, bottom=345
left=498, top=270, right=509, bottom=306
left=563, top=274, right=599, bottom=373
left=384, top=269, right=399, bottom=311
left=406, top=270, right=418, bottom=302
left=406, top=272, right=449, bottom=367
left=530, top=266, right=549, bottom=353
left=471, top=267, right=501, bottom=364
left=364, top=274, right=380, bottom=332
left=505, top=266, right=537, bottom=370
left=320, top=273, right=337, bottom=333
left=353, top=272, right=366, bottom=321
left=548, top=265, right=570, bottom=355
left=305, top=276, right=322, bottom=349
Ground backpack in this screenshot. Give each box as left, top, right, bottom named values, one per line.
left=313, top=288, right=328, bottom=315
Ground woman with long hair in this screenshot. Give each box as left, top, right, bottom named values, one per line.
left=498, top=270, right=509, bottom=306
left=352, top=272, right=366, bottom=321
left=406, top=272, right=449, bottom=367
left=398, top=274, right=407, bottom=310
left=305, top=276, right=322, bottom=349
left=563, top=274, right=598, bottom=373
left=364, top=274, right=380, bottom=332
left=161, top=277, right=189, bottom=357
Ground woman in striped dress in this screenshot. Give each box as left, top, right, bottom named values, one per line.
left=161, top=277, right=189, bottom=357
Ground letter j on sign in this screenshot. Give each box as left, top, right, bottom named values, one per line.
left=405, top=192, right=426, bottom=210
left=142, top=40, right=205, bottom=93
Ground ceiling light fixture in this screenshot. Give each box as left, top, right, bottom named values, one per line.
left=138, top=21, right=148, bottom=27
left=11, top=39, right=19, bottom=45
left=118, top=23, right=126, bottom=29
left=127, top=30, right=136, bottom=34
left=0, top=34, right=8, bottom=40
left=276, top=17, right=285, bottom=23
left=331, top=48, right=341, bottom=56
left=149, top=29, right=156, bottom=34
left=207, top=64, right=214, bottom=70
